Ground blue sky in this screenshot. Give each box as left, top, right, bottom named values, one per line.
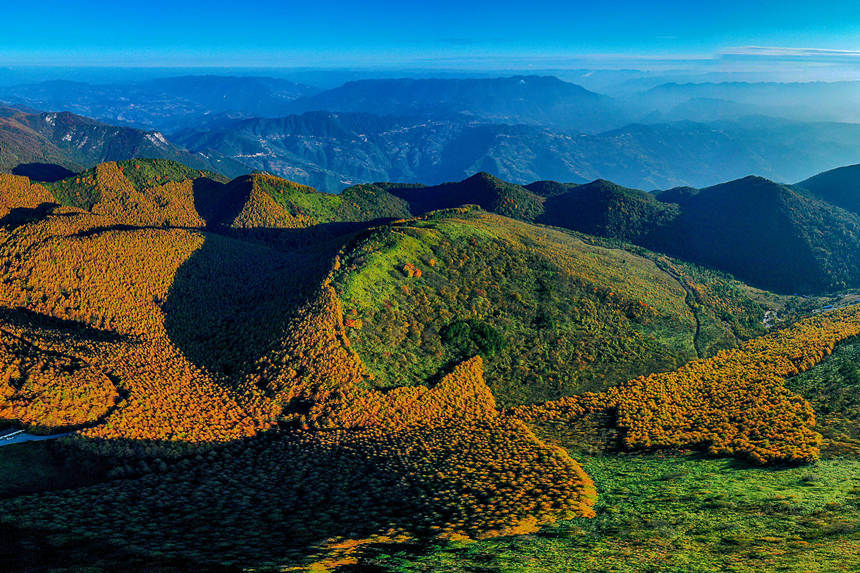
left=2, top=0, right=858, bottom=69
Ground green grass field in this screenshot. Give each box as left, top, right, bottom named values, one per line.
left=351, top=330, right=860, bottom=573
left=355, top=453, right=860, bottom=573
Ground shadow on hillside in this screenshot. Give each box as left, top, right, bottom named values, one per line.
left=0, top=306, right=125, bottom=344
left=11, top=162, right=76, bottom=183
left=1, top=429, right=457, bottom=572
left=161, top=226, right=351, bottom=378
left=191, top=177, right=245, bottom=227
left=0, top=202, right=65, bottom=229
left=0, top=522, right=237, bottom=573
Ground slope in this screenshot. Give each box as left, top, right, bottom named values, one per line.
left=535, top=179, right=679, bottom=243
left=0, top=164, right=856, bottom=569
left=795, top=163, right=860, bottom=216
left=0, top=106, right=238, bottom=178
left=332, top=208, right=768, bottom=406
left=389, top=171, right=545, bottom=221
left=43, top=158, right=226, bottom=227
left=655, top=176, right=860, bottom=292
left=363, top=170, right=860, bottom=293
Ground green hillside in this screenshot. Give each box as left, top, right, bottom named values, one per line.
left=658, top=176, right=860, bottom=292
left=250, top=173, right=411, bottom=224
left=538, top=179, right=679, bottom=242
left=786, top=333, right=860, bottom=458
left=333, top=208, right=767, bottom=406
left=795, top=163, right=860, bottom=216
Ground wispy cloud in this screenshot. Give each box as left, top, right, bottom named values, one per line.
left=722, top=46, right=860, bottom=59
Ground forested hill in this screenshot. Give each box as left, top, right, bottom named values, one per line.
left=6, top=157, right=860, bottom=293
left=1, top=154, right=858, bottom=570
left=794, top=163, right=860, bottom=216
left=652, top=176, right=860, bottom=293
left=361, top=169, right=860, bottom=293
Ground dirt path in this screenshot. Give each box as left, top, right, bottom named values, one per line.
left=653, top=259, right=703, bottom=359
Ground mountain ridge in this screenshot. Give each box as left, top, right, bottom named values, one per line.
left=7, top=155, right=860, bottom=293
left=0, top=105, right=240, bottom=179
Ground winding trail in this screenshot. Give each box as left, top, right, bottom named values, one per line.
left=653, top=258, right=704, bottom=359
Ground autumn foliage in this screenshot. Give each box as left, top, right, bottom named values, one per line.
left=0, top=330, right=118, bottom=431
left=512, top=307, right=860, bottom=463
left=0, top=162, right=856, bottom=565
left=0, top=174, right=55, bottom=217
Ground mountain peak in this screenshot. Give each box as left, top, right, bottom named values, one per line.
left=795, top=163, right=860, bottom=216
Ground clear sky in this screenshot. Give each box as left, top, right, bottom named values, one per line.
left=1, top=0, right=858, bottom=70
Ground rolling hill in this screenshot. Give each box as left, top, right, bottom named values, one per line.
left=652, top=176, right=860, bottom=292
left=365, top=171, right=860, bottom=293
left=794, top=163, right=860, bottom=216
left=536, top=179, right=679, bottom=243
left=1, top=157, right=858, bottom=571
left=332, top=209, right=769, bottom=405
left=22, top=157, right=860, bottom=294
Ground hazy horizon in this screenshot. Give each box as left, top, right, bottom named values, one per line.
left=1, top=1, right=858, bottom=86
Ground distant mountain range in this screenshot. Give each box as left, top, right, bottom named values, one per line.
left=284, top=75, right=630, bottom=133
left=1, top=74, right=858, bottom=195
left=0, top=75, right=626, bottom=134
left=0, top=106, right=241, bottom=180
left=5, top=74, right=858, bottom=135
left=0, top=75, right=317, bottom=133
left=640, top=81, right=860, bottom=124
left=176, top=112, right=860, bottom=193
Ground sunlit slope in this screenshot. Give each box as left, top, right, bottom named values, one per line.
left=218, top=172, right=411, bottom=229
left=0, top=329, right=118, bottom=431
left=0, top=201, right=529, bottom=445
left=0, top=173, right=55, bottom=217
left=333, top=209, right=767, bottom=405
left=44, top=159, right=220, bottom=227
left=34, top=161, right=412, bottom=234
left=0, top=202, right=600, bottom=546
left=514, top=304, right=860, bottom=464
left=0, top=205, right=291, bottom=444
